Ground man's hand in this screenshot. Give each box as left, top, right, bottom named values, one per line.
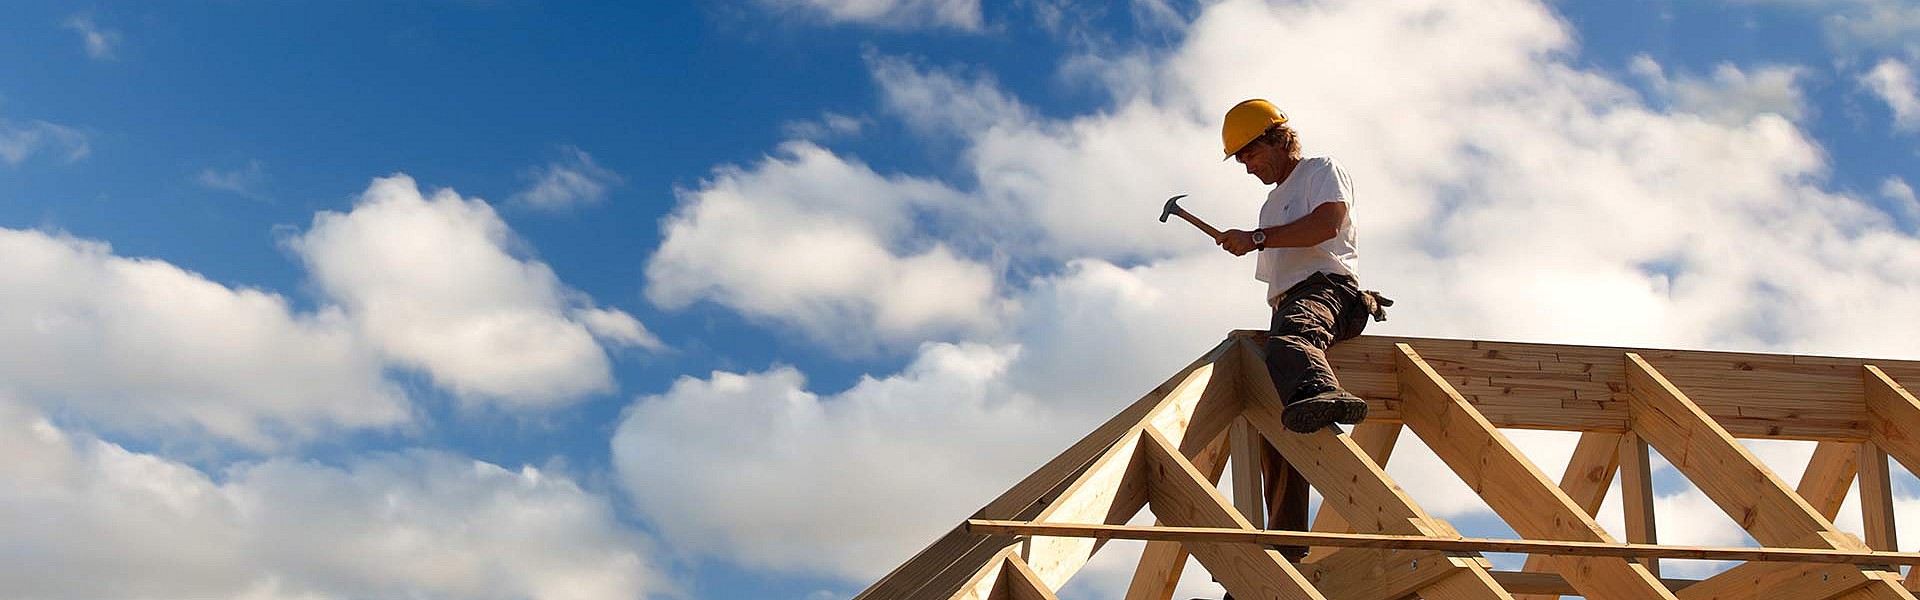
left=1218, top=229, right=1259, bottom=256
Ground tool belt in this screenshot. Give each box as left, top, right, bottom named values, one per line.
left=1286, top=272, right=1393, bottom=322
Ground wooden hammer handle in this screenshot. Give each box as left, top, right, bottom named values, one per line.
left=1174, top=209, right=1224, bottom=240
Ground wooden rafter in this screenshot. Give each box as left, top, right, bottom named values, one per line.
left=996, top=554, right=1061, bottom=600
left=854, top=339, right=1237, bottom=600
left=1232, top=339, right=1514, bottom=600
left=1303, top=421, right=1400, bottom=561
left=856, top=334, right=1920, bottom=600
left=1120, top=429, right=1229, bottom=600
left=1514, top=430, right=1623, bottom=600
left=1626, top=353, right=1915, bottom=600
left=1397, top=344, right=1675, bottom=600
left=1136, top=427, right=1324, bottom=599
left=1801, top=441, right=1863, bottom=520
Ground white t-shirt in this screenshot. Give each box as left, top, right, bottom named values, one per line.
left=1256, top=156, right=1359, bottom=303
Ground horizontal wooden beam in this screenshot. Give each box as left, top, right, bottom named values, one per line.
left=965, top=521, right=1920, bottom=567
left=1282, top=331, right=1920, bottom=441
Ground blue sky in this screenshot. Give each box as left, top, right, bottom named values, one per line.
left=4, top=1, right=1920, bottom=599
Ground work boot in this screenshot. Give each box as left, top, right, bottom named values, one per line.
left=1282, top=388, right=1367, bottom=433
left=1335, top=394, right=1368, bottom=425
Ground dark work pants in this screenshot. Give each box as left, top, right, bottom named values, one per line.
left=1262, top=272, right=1369, bottom=557
left=1265, top=272, right=1370, bottom=405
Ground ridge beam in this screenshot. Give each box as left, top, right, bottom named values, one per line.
left=1627, top=354, right=1913, bottom=600
left=1397, top=343, right=1675, bottom=600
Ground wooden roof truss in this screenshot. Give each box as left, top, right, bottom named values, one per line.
left=854, top=332, right=1920, bottom=600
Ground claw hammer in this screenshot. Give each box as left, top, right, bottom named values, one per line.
left=1158, top=194, right=1223, bottom=241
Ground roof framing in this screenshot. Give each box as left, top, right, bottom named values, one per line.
left=855, top=332, right=1920, bottom=600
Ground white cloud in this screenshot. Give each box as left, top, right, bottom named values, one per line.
left=870, top=53, right=1032, bottom=138
left=0, top=396, right=667, bottom=600
left=574, top=307, right=666, bottom=351
left=511, top=146, right=623, bottom=211
left=1724, top=0, right=1920, bottom=58
left=0, top=116, right=89, bottom=166
left=63, top=14, right=121, bottom=60
left=780, top=112, right=867, bottom=141
left=620, top=0, right=1920, bottom=586
left=291, top=174, right=649, bottom=407
left=761, top=0, right=984, bottom=31
left=1020, top=0, right=1190, bottom=53
left=645, top=141, right=1005, bottom=352
left=1885, top=176, right=1920, bottom=229
left=1630, top=55, right=1810, bottom=125
left=868, top=57, right=1253, bottom=261
left=0, top=228, right=407, bottom=449
left=613, top=343, right=1061, bottom=579
left=197, top=160, right=269, bottom=198
left=1128, top=0, right=1187, bottom=31
left=618, top=254, right=1269, bottom=580
left=1862, top=58, right=1920, bottom=131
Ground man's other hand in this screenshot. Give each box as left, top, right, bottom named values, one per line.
left=1219, top=229, right=1259, bottom=256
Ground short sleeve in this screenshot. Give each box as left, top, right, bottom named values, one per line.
left=1306, top=158, right=1354, bottom=208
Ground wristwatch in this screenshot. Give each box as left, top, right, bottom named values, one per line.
left=1249, top=229, right=1267, bottom=249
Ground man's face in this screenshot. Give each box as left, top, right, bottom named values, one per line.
left=1234, top=141, right=1281, bottom=185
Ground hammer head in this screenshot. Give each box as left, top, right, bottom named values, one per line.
left=1159, top=194, right=1188, bottom=223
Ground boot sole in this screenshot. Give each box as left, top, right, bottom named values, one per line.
left=1282, top=399, right=1345, bottom=433
left=1336, top=397, right=1369, bottom=425
left=1283, top=396, right=1370, bottom=433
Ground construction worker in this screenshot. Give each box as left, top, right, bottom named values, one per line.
left=1217, top=98, right=1377, bottom=435
left=1209, top=98, right=1385, bottom=590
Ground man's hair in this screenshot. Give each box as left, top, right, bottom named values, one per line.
left=1254, top=123, right=1303, bottom=161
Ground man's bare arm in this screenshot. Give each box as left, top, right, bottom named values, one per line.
left=1219, top=201, right=1346, bottom=256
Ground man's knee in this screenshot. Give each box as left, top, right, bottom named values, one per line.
left=1271, top=320, right=1335, bottom=350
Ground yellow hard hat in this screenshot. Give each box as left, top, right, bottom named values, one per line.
left=1221, top=99, right=1288, bottom=159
